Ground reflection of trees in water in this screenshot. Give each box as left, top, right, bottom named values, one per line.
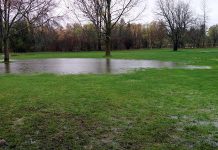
left=106, top=58, right=111, bottom=73
left=1, top=59, right=114, bottom=74
left=95, top=58, right=112, bottom=73
left=0, top=59, right=202, bottom=74
left=4, top=63, right=10, bottom=73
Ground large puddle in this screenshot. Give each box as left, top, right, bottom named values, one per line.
left=0, top=58, right=210, bottom=74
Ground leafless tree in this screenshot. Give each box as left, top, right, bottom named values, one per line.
left=156, top=0, right=193, bottom=51
left=73, top=0, right=103, bottom=51
left=72, top=0, right=145, bottom=56
left=0, top=0, right=57, bottom=63
left=201, top=0, right=208, bottom=47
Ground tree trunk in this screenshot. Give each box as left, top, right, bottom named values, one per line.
left=202, top=38, right=205, bottom=48
left=105, top=0, right=112, bottom=57
left=213, top=40, right=216, bottom=47
left=105, top=25, right=111, bottom=56
left=3, top=37, right=9, bottom=63
left=173, top=40, right=178, bottom=51
left=0, top=0, right=3, bottom=54
left=97, top=31, right=102, bottom=51
left=105, top=34, right=111, bottom=56
left=3, top=0, right=10, bottom=63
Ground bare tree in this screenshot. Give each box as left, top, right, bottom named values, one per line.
left=72, top=0, right=145, bottom=56
left=201, top=0, right=208, bottom=47
left=156, top=0, right=193, bottom=51
left=147, top=21, right=167, bottom=49
left=0, top=0, right=57, bottom=63
left=73, top=0, right=103, bottom=51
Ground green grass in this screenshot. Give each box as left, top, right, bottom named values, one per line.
left=8, top=48, right=218, bottom=67
left=0, top=48, right=218, bottom=149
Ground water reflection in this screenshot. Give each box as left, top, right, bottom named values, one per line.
left=0, top=58, right=211, bottom=74
left=4, top=63, right=10, bottom=73
left=106, top=58, right=111, bottom=73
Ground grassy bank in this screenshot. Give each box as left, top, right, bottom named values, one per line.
left=0, top=48, right=218, bottom=149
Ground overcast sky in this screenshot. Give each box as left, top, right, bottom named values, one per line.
left=60, top=0, right=218, bottom=27
left=141, top=0, right=218, bottom=26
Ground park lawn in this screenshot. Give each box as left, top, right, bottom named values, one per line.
left=8, top=48, right=218, bottom=67
left=0, top=48, right=218, bottom=149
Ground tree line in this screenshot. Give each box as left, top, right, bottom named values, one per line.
left=0, top=0, right=218, bottom=62
left=9, top=19, right=218, bottom=53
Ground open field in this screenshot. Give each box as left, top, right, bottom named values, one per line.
left=0, top=49, right=218, bottom=149
left=8, top=49, right=218, bottom=67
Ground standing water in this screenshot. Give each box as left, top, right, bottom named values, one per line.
left=0, top=58, right=211, bottom=74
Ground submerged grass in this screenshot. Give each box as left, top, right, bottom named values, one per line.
left=0, top=48, right=218, bottom=149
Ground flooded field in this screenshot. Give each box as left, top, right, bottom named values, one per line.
left=0, top=58, right=211, bottom=74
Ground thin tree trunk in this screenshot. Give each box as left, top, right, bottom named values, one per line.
left=105, top=0, right=111, bottom=57
left=97, top=31, right=102, bottom=51
left=3, top=37, right=9, bottom=63
left=0, top=0, right=3, bottom=54
left=3, top=0, right=10, bottom=63
left=105, top=34, right=111, bottom=56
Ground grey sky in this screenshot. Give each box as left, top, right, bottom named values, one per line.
left=143, top=0, right=218, bottom=26
left=60, top=0, right=218, bottom=27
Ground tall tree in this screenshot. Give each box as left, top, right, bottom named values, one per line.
left=0, top=0, right=57, bottom=63
left=102, top=0, right=145, bottom=56
left=73, top=0, right=145, bottom=56
left=156, top=0, right=193, bottom=51
left=201, top=0, right=208, bottom=47
left=73, top=0, right=103, bottom=51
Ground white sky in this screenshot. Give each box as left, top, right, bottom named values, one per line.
left=59, top=0, right=218, bottom=27
left=143, top=0, right=218, bottom=26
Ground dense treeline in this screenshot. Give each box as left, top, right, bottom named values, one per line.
left=7, top=19, right=218, bottom=53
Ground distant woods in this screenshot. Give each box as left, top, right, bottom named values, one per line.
left=1, top=0, right=218, bottom=62
left=9, top=19, right=218, bottom=53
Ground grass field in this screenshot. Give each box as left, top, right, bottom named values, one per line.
left=0, top=49, right=218, bottom=149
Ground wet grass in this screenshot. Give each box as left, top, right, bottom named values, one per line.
left=0, top=48, right=218, bottom=149
left=8, top=48, right=218, bottom=67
